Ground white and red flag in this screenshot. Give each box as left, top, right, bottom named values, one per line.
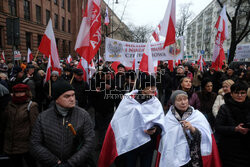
left=38, top=19, right=61, bottom=73
left=197, top=53, right=206, bottom=72
left=139, top=41, right=154, bottom=74
left=75, top=0, right=101, bottom=64
left=44, top=55, right=52, bottom=83
left=156, top=106, right=221, bottom=167
left=98, top=90, right=165, bottom=167
left=89, top=59, right=96, bottom=79
left=27, top=48, right=33, bottom=63
left=212, top=6, right=228, bottom=70
left=1, top=51, right=5, bottom=63
left=66, top=55, right=72, bottom=64
left=152, top=24, right=161, bottom=42
left=159, top=0, right=176, bottom=48
left=77, top=57, right=89, bottom=82
left=104, top=6, right=110, bottom=26
left=132, top=52, right=139, bottom=71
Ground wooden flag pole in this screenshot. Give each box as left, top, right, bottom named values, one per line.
left=70, top=75, right=74, bottom=84
left=34, top=50, right=39, bottom=61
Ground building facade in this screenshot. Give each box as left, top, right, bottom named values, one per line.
left=185, top=0, right=250, bottom=61
left=0, top=0, right=132, bottom=62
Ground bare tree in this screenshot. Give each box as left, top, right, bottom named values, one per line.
left=176, top=3, right=194, bottom=37
left=129, top=24, right=153, bottom=43
left=217, top=0, right=250, bottom=64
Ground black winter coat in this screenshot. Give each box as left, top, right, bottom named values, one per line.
left=215, top=94, right=250, bottom=167
left=30, top=105, right=95, bottom=167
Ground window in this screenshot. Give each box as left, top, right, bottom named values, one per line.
left=68, top=0, right=70, bottom=12
left=36, top=5, right=41, bottom=23
left=62, top=17, right=65, bottom=31
left=26, top=32, right=31, bottom=49
left=68, top=20, right=71, bottom=33
left=56, top=38, right=59, bottom=49
left=24, top=0, right=30, bottom=20
left=63, top=40, right=66, bottom=54
left=37, top=34, right=42, bottom=46
left=0, top=27, right=3, bottom=49
left=54, top=14, right=58, bottom=29
left=62, top=0, right=65, bottom=8
left=54, top=0, right=58, bottom=5
left=46, top=10, right=50, bottom=24
left=8, top=0, right=17, bottom=16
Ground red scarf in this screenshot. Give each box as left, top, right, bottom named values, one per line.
left=12, top=95, right=29, bottom=104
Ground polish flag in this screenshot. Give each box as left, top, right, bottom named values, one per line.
left=139, top=41, right=154, bottom=74
left=104, top=6, right=110, bottom=26
left=0, top=51, right=5, bottom=63
left=38, top=19, right=61, bottom=73
left=156, top=107, right=221, bottom=167
left=212, top=6, right=228, bottom=71
left=44, top=55, right=52, bottom=83
left=75, top=0, right=101, bottom=64
left=66, top=55, right=72, bottom=64
left=159, top=0, right=176, bottom=48
left=89, top=59, right=96, bottom=79
left=77, top=57, right=89, bottom=82
left=197, top=53, right=206, bottom=72
left=152, top=24, right=161, bottom=42
left=27, top=48, right=33, bottom=63
left=98, top=90, right=165, bottom=167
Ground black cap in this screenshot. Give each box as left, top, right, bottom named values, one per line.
left=73, top=68, right=83, bottom=76
left=52, top=80, right=75, bottom=100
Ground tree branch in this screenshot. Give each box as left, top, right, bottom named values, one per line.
left=236, top=10, right=250, bottom=43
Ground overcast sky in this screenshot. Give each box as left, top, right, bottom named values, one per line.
left=104, top=0, right=213, bottom=28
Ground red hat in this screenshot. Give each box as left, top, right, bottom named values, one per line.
left=12, top=84, right=30, bottom=92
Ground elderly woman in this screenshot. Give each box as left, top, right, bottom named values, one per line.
left=212, top=79, right=234, bottom=117
left=178, top=77, right=200, bottom=110
left=215, top=81, right=250, bottom=167
left=158, top=90, right=220, bottom=167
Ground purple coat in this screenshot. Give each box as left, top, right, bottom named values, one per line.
left=188, top=91, right=201, bottom=110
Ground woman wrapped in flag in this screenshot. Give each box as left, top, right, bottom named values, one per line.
left=157, top=90, right=221, bottom=167
left=98, top=75, right=165, bottom=167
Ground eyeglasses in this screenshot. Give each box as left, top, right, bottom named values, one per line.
left=233, top=91, right=247, bottom=96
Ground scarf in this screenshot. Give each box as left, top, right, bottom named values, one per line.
left=12, top=95, right=29, bottom=104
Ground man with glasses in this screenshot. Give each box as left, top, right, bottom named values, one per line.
left=215, top=81, right=250, bottom=167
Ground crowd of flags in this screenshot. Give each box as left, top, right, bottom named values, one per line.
left=0, top=0, right=228, bottom=82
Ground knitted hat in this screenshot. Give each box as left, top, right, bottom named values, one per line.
left=73, top=68, right=83, bottom=76
left=170, top=90, right=188, bottom=104
left=52, top=80, right=74, bottom=100
left=12, top=83, right=30, bottom=92
left=51, top=71, right=59, bottom=77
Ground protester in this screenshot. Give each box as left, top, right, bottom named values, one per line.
left=2, top=84, right=39, bottom=167
left=215, top=81, right=250, bottom=167
left=192, top=64, right=203, bottom=92
left=203, top=67, right=221, bottom=93
left=71, top=68, right=90, bottom=110
left=184, top=64, right=193, bottom=81
left=98, top=75, right=165, bottom=167
left=172, top=65, right=186, bottom=90
left=30, top=80, right=95, bottom=167
left=197, top=78, right=217, bottom=128
left=221, top=65, right=238, bottom=83
left=177, top=77, right=200, bottom=110
left=23, top=64, right=37, bottom=100
left=212, top=79, right=234, bottom=117
left=158, top=90, right=220, bottom=167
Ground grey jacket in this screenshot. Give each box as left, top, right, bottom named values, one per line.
left=30, top=105, right=95, bottom=167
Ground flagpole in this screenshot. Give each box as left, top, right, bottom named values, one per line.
left=70, top=75, right=74, bottom=84
left=49, top=80, right=51, bottom=97
left=33, top=50, right=39, bottom=61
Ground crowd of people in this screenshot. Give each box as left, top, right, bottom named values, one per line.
left=0, top=57, right=249, bottom=167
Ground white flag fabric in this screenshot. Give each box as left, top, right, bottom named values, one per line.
left=27, top=48, right=33, bottom=63
left=98, top=90, right=165, bottom=167
left=104, top=6, right=110, bottom=26
left=139, top=41, right=154, bottom=74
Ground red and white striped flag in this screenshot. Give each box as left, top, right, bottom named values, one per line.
left=139, top=41, right=154, bottom=74
left=27, top=48, right=33, bottom=63
left=38, top=19, right=61, bottom=73
left=75, top=0, right=101, bottom=64
left=160, top=0, right=176, bottom=48
left=0, top=51, right=5, bottom=63
left=98, top=90, right=165, bottom=167
left=197, top=53, right=206, bottom=72
left=152, top=24, right=161, bottom=42
left=66, top=55, right=72, bottom=64
left=44, top=55, right=52, bottom=83
left=77, top=57, right=89, bottom=82
left=212, top=6, right=228, bottom=71
left=104, top=6, right=110, bottom=26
